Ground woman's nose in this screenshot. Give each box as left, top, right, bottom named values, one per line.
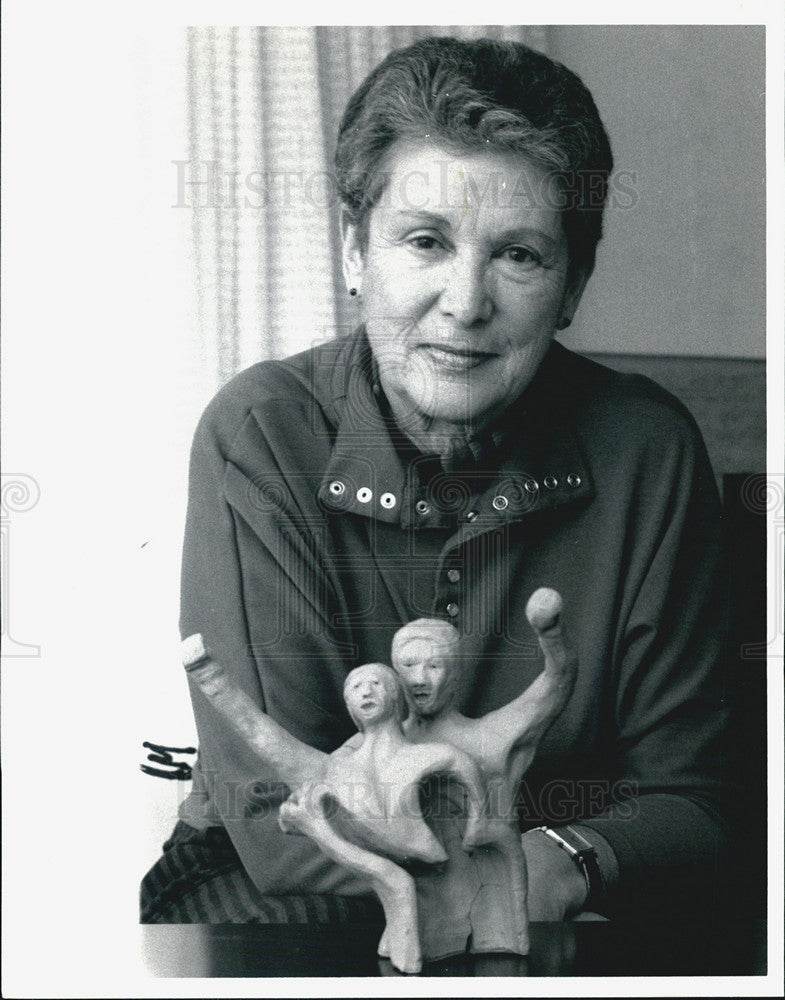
left=439, top=253, right=493, bottom=326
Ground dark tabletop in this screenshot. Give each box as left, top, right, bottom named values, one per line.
left=141, top=918, right=767, bottom=978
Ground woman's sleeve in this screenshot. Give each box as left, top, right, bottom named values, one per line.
left=577, top=405, right=736, bottom=916
left=178, top=385, right=370, bottom=896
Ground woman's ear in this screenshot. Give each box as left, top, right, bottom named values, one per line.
left=340, top=207, right=365, bottom=296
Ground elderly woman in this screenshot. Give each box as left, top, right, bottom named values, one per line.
left=142, top=37, right=730, bottom=927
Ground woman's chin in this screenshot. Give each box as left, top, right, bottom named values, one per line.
left=406, top=387, right=500, bottom=429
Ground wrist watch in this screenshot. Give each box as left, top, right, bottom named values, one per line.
left=533, top=824, right=603, bottom=910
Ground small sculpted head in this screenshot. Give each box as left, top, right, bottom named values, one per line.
left=391, top=619, right=461, bottom=718
left=343, top=662, right=407, bottom=732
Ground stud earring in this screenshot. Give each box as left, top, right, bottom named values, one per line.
left=349, top=287, right=358, bottom=297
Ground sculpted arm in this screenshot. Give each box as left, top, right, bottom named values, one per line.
left=182, top=633, right=327, bottom=790
left=481, top=589, right=577, bottom=772
left=408, top=743, right=489, bottom=850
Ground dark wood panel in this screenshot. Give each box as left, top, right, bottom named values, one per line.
left=586, top=354, right=766, bottom=483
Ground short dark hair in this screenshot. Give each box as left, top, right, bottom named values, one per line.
left=335, top=36, right=613, bottom=282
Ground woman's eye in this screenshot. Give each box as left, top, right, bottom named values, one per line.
left=407, top=234, right=443, bottom=251
left=502, top=246, right=541, bottom=266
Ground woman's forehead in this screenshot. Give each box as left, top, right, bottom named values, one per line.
left=371, top=137, right=566, bottom=235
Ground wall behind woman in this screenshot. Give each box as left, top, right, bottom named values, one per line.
left=549, top=25, right=766, bottom=481
left=185, top=24, right=765, bottom=387
left=551, top=25, right=765, bottom=361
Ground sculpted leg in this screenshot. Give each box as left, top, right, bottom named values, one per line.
left=464, top=820, right=529, bottom=957
left=494, top=824, right=529, bottom=954
left=279, top=790, right=422, bottom=975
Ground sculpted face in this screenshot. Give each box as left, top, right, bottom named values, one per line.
left=393, top=637, right=457, bottom=718
left=344, top=663, right=398, bottom=730
left=343, top=138, right=586, bottom=435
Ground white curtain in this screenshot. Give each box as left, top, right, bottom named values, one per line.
left=186, top=25, right=550, bottom=390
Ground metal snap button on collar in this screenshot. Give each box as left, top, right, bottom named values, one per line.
left=543, top=475, right=558, bottom=490
left=356, top=487, right=372, bottom=503
left=329, top=480, right=345, bottom=496
left=446, top=602, right=459, bottom=617
left=567, top=473, right=582, bottom=488
left=415, top=499, right=430, bottom=515
left=380, top=492, right=397, bottom=509
left=492, top=495, right=509, bottom=511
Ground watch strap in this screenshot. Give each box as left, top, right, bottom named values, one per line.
left=534, top=824, right=603, bottom=910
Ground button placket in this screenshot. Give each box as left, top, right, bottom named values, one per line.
left=432, top=544, right=465, bottom=629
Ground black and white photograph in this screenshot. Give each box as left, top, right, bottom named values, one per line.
left=2, top=5, right=782, bottom=997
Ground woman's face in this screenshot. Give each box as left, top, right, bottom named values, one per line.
left=343, top=139, right=586, bottom=431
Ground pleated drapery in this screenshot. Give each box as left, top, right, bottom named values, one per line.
left=185, top=26, right=550, bottom=391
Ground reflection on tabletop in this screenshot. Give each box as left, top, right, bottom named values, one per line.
left=141, top=918, right=766, bottom=978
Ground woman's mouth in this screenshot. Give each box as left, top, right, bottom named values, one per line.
left=419, top=344, right=497, bottom=372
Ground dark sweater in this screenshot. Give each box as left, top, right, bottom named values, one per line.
left=178, top=330, right=732, bottom=917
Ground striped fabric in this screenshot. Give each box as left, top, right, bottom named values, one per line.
left=141, top=821, right=382, bottom=925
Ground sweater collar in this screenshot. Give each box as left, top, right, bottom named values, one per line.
left=318, top=330, right=594, bottom=526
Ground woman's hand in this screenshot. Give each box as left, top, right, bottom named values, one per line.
left=521, top=829, right=588, bottom=921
